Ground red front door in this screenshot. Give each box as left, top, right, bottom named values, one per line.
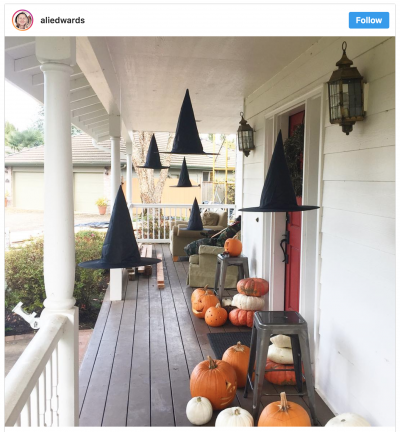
left=284, top=112, right=305, bottom=312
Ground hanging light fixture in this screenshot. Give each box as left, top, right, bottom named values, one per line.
left=328, top=41, right=365, bottom=135
left=237, top=112, right=255, bottom=157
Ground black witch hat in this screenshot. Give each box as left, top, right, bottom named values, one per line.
left=239, top=131, right=319, bottom=213
left=159, top=89, right=218, bottom=155
left=170, top=157, right=199, bottom=187
left=137, top=134, right=169, bottom=169
left=79, top=186, right=161, bottom=269
left=180, top=198, right=204, bottom=231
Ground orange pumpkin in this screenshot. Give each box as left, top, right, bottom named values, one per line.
left=265, top=360, right=305, bottom=386
left=192, top=291, right=219, bottom=318
left=224, top=238, right=242, bottom=257
left=190, top=356, right=237, bottom=410
left=258, top=392, right=311, bottom=427
left=205, top=303, right=228, bottom=327
left=229, top=309, right=254, bottom=328
left=222, top=341, right=250, bottom=388
left=237, top=278, right=269, bottom=297
left=191, top=285, right=214, bottom=304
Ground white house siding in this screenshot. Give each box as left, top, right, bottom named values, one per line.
left=242, top=37, right=395, bottom=426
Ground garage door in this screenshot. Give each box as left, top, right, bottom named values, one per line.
left=74, top=172, right=104, bottom=213
left=14, top=172, right=44, bottom=210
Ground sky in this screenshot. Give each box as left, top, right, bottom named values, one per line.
left=5, top=81, right=41, bottom=130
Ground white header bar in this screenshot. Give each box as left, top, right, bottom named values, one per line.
left=5, top=3, right=395, bottom=37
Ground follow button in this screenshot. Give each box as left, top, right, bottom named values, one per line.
left=349, top=12, right=389, bottom=29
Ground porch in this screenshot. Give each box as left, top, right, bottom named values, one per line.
left=79, top=245, right=334, bottom=427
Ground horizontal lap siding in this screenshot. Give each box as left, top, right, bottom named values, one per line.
left=242, top=37, right=395, bottom=425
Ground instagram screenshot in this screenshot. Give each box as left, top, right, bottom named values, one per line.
left=2, top=1, right=397, bottom=430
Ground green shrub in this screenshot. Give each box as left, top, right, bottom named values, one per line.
left=5, top=231, right=107, bottom=316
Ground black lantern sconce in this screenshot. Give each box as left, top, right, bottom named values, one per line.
left=328, top=41, right=366, bottom=135
left=237, top=112, right=255, bottom=156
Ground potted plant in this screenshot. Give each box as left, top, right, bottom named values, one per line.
left=95, top=197, right=108, bottom=215
left=5, top=191, right=10, bottom=207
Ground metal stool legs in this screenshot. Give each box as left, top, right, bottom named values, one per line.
left=214, top=260, right=221, bottom=294
left=290, top=335, right=303, bottom=394
left=243, top=325, right=257, bottom=398
left=218, top=260, right=228, bottom=300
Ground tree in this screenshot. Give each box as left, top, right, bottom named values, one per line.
left=7, top=129, right=43, bottom=151
left=131, top=132, right=174, bottom=204
left=5, top=122, right=17, bottom=148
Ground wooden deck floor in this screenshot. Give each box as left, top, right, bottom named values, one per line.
left=79, top=244, right=334, bottom=427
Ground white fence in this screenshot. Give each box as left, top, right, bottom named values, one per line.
left=5, top=314, right=71, bottom=427
left=129, top=203, right=236, bottom=243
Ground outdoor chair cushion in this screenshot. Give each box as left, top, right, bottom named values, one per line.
left=201, top=210, right=220, bottom=226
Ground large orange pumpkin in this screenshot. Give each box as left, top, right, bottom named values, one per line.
left=265, top=360, right=305, bottom=386
left=229, top=309, right=254, bottom=327
left=258, top=392, right=311, bottom=427
left=191, top=285, right=214, bottom=304
left=224, top=238, right=242, bottom=257
left=190, top=356, right=237, bottom=410
left=205, top=303, right=228, bottom=327
left=192, top=291, right=219, bottom=318
left=222, top=342, right=250, bottom=388
left=237, top=278, right=269, bottom=297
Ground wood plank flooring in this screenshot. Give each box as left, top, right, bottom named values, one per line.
left=79, top=245, right=334, bottom=427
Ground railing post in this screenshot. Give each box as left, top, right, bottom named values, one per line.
left=126, top=139, right=133, bottom=207
left=36, top=37, right=78, bottom=426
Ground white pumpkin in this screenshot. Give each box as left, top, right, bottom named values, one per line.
left=231, top=294, right=264, bottom=311
left=186, top=396, right=213, bottom=425
left=270, top=334, right=292, bottom=348
left=215, top=407, right=254, bottom=427
left=222, top=298, right=232, bottom=307
left=267, top=344, right=293, bottom=364
left=325, top=413, right=371, bottom=427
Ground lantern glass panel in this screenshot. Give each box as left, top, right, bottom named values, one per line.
left=345, top=78, right=363, bottom=117
left=237, top=132, right=243, bottom=151
left=242, top=131, right=253, bottom=150
left=329, top=80, right=341, bottom=121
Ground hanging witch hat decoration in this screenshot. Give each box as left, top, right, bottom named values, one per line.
left=79, top=186, right=161, bottom=269
left=239, top=131, right=319, bottom=213
left=137, top=134, right=169, bottom=169
left=180, top=197, right=204, bottom=231
left=170, top=157, right=199, bottom=187
left=159, top=89, right=218, bottom=155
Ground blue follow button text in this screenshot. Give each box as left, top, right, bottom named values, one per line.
left=349, top=12, right=389, bottom=29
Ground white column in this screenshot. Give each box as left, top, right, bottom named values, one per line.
left=110, top=136, right=121, bottom=209
left=36, top=37, right=78, bottom=426
left=125, top=140, right=133, bottom=206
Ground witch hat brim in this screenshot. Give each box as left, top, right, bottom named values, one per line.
left=137, top=134, right=170, bottom=169
left=179, top=197, right=204, bottom=231
left=170, top=157, right=200, bottom=187
left=239, top=131, right=319, bottom=213
left=159, top=90, right=218, bottom=156
left=78, top=186, right=161, bottom=269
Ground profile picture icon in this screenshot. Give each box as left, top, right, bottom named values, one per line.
left=13, top=10, right=33, bottom=31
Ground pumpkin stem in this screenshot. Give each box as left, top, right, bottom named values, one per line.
left=196, top=397, right=202, bottom=403
left=234, top=341, right=245, bottom=352
left=233, top=233, right=239, bottom=240
left=208, top=356, right=217, bottom=370
left=278, top=392, right=290, bottom=412
left=234, top=408, right=240, bottom=415
left=215, top=303, right=221, bottom=308
left=204, top=284, right=209, bottom=290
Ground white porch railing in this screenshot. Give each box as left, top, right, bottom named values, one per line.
left=5, top=314, right=67, bottom=427
left=129, top=203, right=236, bottom=243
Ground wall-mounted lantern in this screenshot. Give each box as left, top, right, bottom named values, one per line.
left=328, top=41, right=365, bottom=135
left=237, top=112, right=255, bottom=156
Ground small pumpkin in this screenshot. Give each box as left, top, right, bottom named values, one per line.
left=190, top=356, right=237, bottom=410
left=192, top=291, right=219, bottom=318
left=224, top=237, right=242, bottom=257
left=325, top=413, right=371, bottom=427
left=191, top=284, right=214, bottom=304
left=265, top=359, right=305, bottom=386
left=216, top=407, right=254, bottom=427
left=229, top=309, right=254, bottom=327
left=268, top=344, right=293, bottom=364
left=186, top=396, right=213, bottom=425
left=222, top=341, right=250, bottom=388
left=205, top=303, right=228, bottom=327
left=270, top=334, right=292, bottom=348
left=237, top=278, right=269, bottom=297
left=258, top=392, right=311, bottom=427
left=232, top=294, right=265, bottom=311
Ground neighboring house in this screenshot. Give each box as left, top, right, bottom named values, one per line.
left=5, top=133, right=236, bottom=212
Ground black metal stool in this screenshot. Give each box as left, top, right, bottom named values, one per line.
left=214, top=254, right=249, bottom=301
left=243, top=311, right=318, bottom=425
